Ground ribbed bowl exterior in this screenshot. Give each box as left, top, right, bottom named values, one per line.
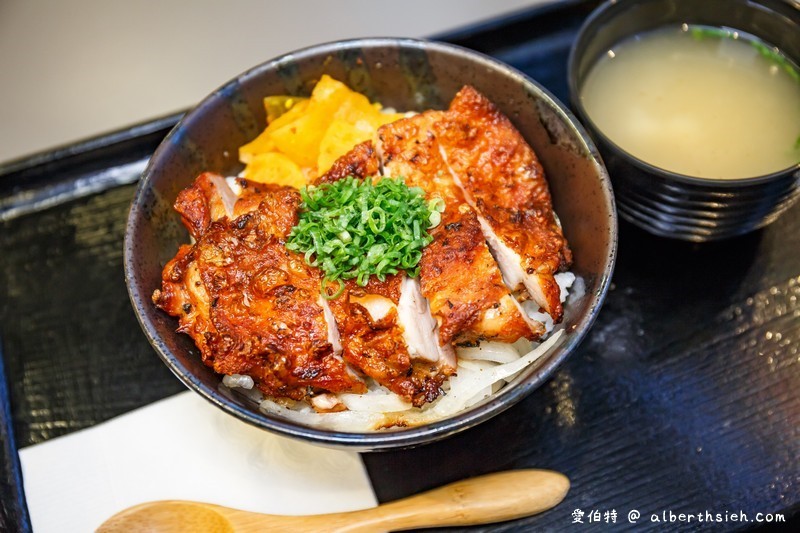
left=601, top=140, right=800, bottom=241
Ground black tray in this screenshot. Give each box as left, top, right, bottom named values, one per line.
left=2, top=1, right=798, bottom=531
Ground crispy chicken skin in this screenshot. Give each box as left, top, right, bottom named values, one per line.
left=154, top=86, right=572, bottom=408
left=326, top=275, right=452, bottom=407
left=230, top=178, right=284, bottom=219
left=434, top=86, right=572, bottom=321
left=378, top=112, right=544, bottom=344
left=174, top=172, right=238, bottom=239
left=315, top=142, right=454, bottom=405
left=153, top=184, right=366, bottom=401
left=314, top=141, right=380, bottom=185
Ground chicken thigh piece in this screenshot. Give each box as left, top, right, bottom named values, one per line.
left=435, top=86, right=572, bottom=322
left=378, top=112, right=544, bottom=343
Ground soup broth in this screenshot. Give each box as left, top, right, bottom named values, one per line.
left=580, top=25, right=800, bottom=179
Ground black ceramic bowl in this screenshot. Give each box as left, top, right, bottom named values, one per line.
left=125, top=38, right=616, bottom=450
left=569, top=0, right=800, bottom=241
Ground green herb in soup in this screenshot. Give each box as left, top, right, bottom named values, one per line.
left=580, top=25, right=800, bottom=179
left=690, top=26, right=800, bottom=83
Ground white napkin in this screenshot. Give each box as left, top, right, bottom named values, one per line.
left=19, top=391, right=378, bottom=532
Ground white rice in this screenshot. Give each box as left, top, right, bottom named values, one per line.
left=221, top=373, right=254, bottom=389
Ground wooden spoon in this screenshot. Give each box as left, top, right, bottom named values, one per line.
left=97, top=469, right=569, bottom=532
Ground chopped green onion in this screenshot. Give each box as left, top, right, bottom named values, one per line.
left=690, top=26, right=731, bottom=41
left=287, top=176, right=444, bottom=298
left=321, top=278, right=345, bottom=300
left=688, top=25, right=800, bottom=83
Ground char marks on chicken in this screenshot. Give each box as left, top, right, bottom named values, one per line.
left=434, top=86, right=572, bottom=322
left=154, top=182, right=367, bottom=401
left=315, top=142, right=456, bottom=406
left=314, top=141, right=380, bottom=185
left=377, top=112, right=545, bottom=344
left=154, top=85, right=571, bottom=410
left=325, top=275, right=453, bottom=407
left=173, top=172, right=238, bottom=239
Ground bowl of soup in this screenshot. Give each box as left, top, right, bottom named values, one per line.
left=568, top=0, right=800, bottom=241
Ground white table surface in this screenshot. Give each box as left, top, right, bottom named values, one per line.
left=0, top=0, right=552, bottom=165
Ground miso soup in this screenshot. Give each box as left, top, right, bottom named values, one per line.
left=580, top=25, right=800, bottom=179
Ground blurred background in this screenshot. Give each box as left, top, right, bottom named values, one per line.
left=0, top=0, right=551, bottom=164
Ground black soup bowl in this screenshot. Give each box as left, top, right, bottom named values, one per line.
left=125, top=38, right=616, bottom=450
left=568, top=0, right=800, bottom=241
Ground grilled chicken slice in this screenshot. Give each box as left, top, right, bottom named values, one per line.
left=434, top=86, right=572, bottom=322
left=397, top=275, right=457, bottom=369
left=378, top=112, right=545, bottom=343
left=173, top=172, right=282, bottom=237
left=174, top=172, right=238, bottom=239
left=229, top=177, right=286, bottom=219
left=315, top=141, right=455, bottom=405
left=153, top=245, right=215, bottom=356
left=326, top=275, right=453, bottom=407
left=154, top=183, right=366, bottom=401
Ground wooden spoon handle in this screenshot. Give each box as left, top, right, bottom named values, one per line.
left=314, top=469, right=570, bottom=532
left=98, top=469, right=569, bottom=532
